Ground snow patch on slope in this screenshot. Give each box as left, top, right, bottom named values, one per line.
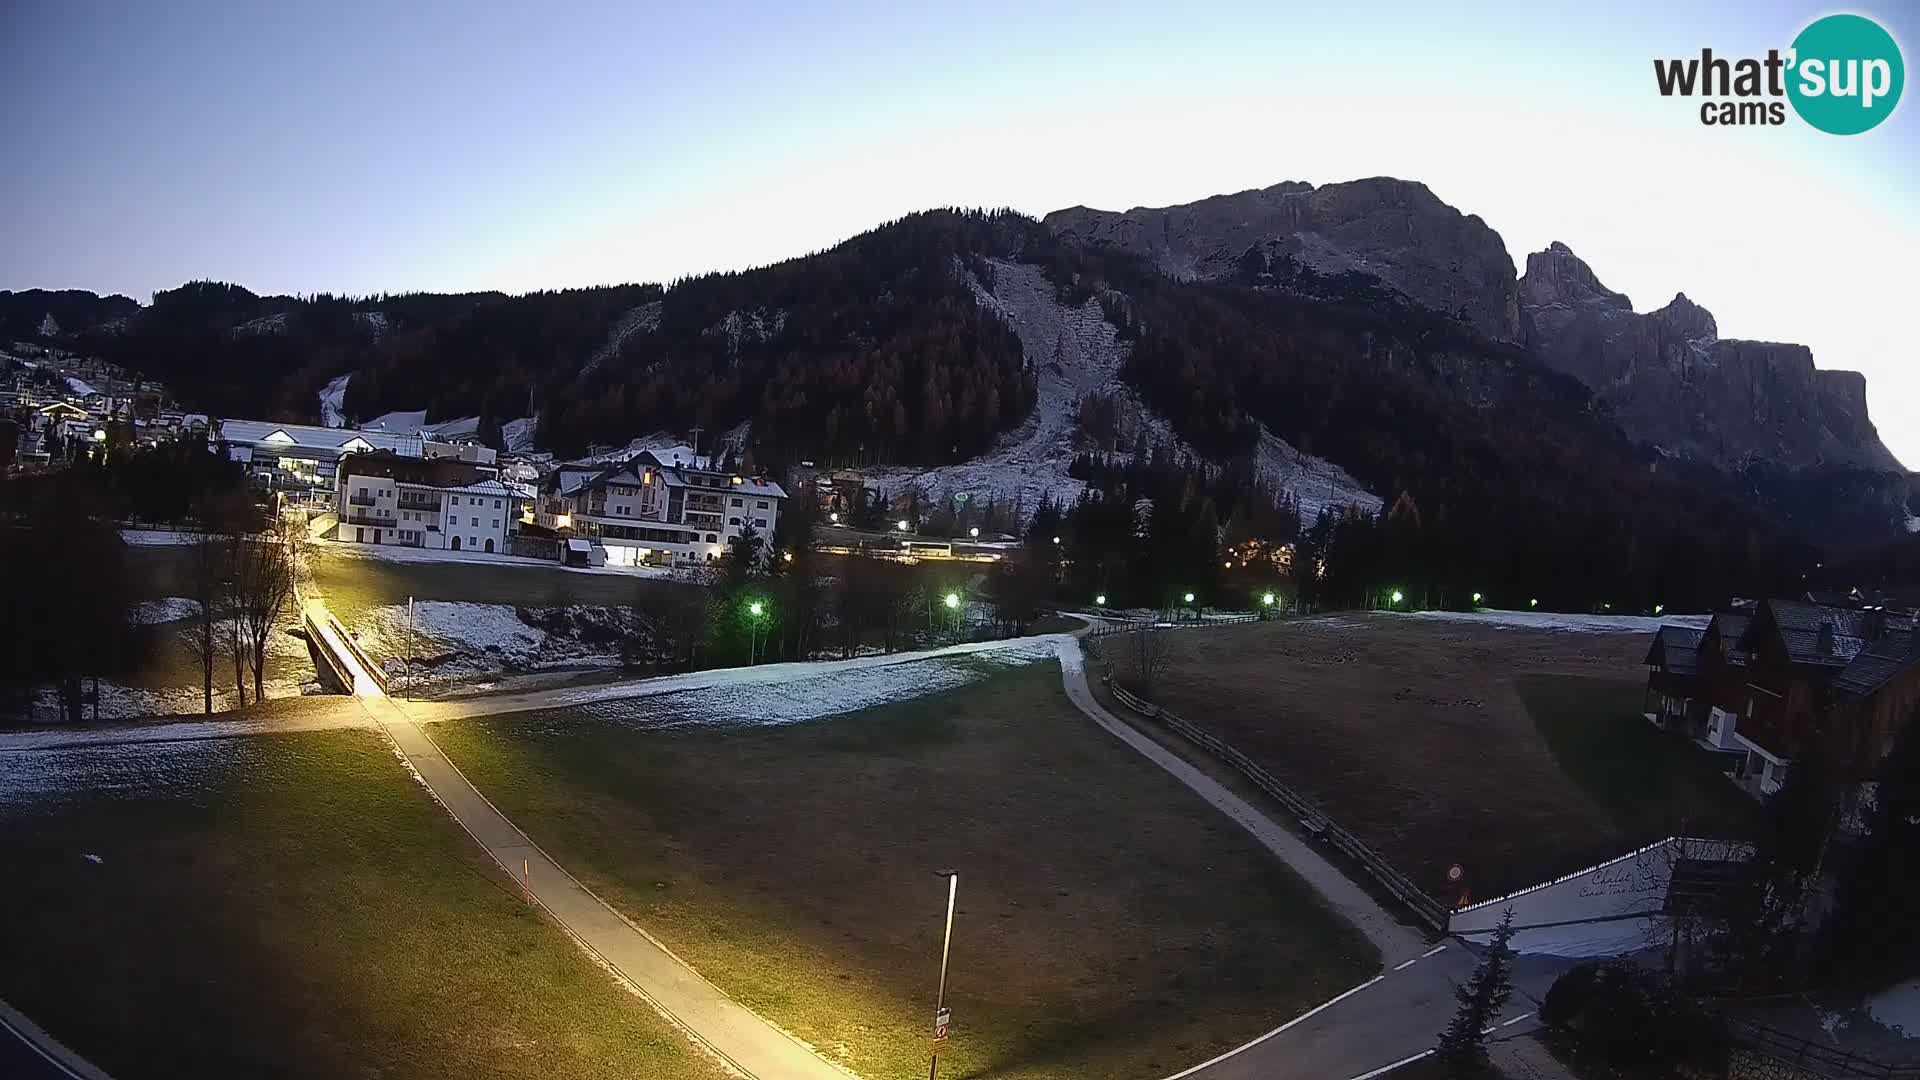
left=581, top=301, right=663, bottom=377
left=1253, top=428, right=1382, bottom=520
left=133, top=597, right=200, bottom=625
left=65, top=376, right=97, bottom=397
left=865, top=258, right=1162, bottom=512
left=1906, top=512, right=1919, bottom=535
left=351, top=601, right=630, bottom=694
left=319, top=373, right=351, bottom=428
left=1407, top=610, right=1711, bottom=634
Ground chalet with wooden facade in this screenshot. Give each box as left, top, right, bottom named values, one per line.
left=1646, top=597, right=1920, bottom=800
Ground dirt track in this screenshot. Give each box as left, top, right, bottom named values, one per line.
left=1137, top=613, right=1650, bottom=900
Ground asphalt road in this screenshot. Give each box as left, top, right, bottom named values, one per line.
left=0, top=1001, right=100, bottom=1080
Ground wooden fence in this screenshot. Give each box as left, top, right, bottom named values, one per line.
left=1725, top=1017, right=1920, bottom=1080
left=1093, top=639, right=1453, bottom=931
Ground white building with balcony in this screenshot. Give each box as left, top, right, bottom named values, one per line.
left=536, top=446, right=785, bottom=567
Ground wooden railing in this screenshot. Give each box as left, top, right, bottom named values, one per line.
left=1725, top=1017, right=1920, bottom=1079
left=1093, top=634, right=1453, bottom=932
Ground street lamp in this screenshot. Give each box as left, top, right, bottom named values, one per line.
left=829, top=511, right=839, bottom=524
left=969, top=526, right=979, bottom=538
left=747, top=600, right=767, bottom=665
left=1654, top=603, right=1665, bottom=616
left=1472, top=591, right=1483, bottom=606
left=1529, top=598, right=1539, bottom=609
left=898, top=519, right=911, bottom=532
left=1052, top=535, right=1061, bottom=545
left=1262, top=592, right=1275, bottom=606
left=929, top=870, right=959, bottom=1080
left=1390, top=589, right=1404, bottom=606
left=1095, top=593, right=1107, bottom=606
left=943, top=592, right=960, bottom=609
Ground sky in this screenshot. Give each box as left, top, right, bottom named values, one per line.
left=2, top=0, right=1915, bottom=466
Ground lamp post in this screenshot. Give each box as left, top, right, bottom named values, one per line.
left=929, top=870, right=958, bottom=1080
left=405, top=595, right=416, bottom=701
left=943, top=591, right=960, bottom=637
left=747, top=600, right=766, bottom=665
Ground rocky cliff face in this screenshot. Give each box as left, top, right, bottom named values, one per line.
left=1518, top=241, right=1899, bottom=473
left=1044, top=177, right=1521, bottom=341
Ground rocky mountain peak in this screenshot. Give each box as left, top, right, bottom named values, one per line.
left=1652, top=291, right=1717, bottom=343
left=1518, top=242, right=1630, bottom=312
left=1044, top=176, right=1522, bottom=341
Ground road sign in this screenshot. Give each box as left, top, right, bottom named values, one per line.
left=932, top=1007, right=951, bottom=1044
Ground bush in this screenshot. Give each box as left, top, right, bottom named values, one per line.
left=1541, top=961, right=1728, bottom=1076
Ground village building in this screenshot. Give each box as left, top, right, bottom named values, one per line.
left=536, top=446, right=785, bottom=567
left=331, top=450, right=529, bottom=552
left=1647, top=597, right=1920, bottom=800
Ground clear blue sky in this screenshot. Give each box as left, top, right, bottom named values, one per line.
left=3, top=0, right=1915, bottom=466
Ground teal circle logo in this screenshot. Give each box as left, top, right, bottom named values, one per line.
left=1787, top=14, right=1904, bottom=135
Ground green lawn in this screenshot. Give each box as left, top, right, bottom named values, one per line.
left=0, top=730, right=728, bottom=1080
left=434, top=662, right=1377, bottom=1080
left=1516, top=674, right=1757, bottom=843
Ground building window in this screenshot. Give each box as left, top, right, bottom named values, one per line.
left=731, top=497, right=743, bottom=507
left=491, top=519, right=499, bottom=528
left=471, top=516, right=479, bottom=527
left=729, top=517, right=740, bottom=526
left=756, top=500, right=768, bottom=509
left=755, top=518, right=768, bottom=529
left=705, top=533, right=717, bottom=543
left=493, top=499, right=501, bottom=509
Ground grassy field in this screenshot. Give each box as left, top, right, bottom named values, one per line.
left=308, top=545, right=687, bottom=627
left=1120, top=614, right=1658, bottom=900
left=0, top=730, right=728, bottom=1080
left=1516, top=674, right=1756, bottom=844
left=434, top=662, right=1377, bottom=1080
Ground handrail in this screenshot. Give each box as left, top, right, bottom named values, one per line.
left=1093, top=633, right=1452, bottom=931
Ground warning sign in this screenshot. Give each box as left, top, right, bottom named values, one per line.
left=932, top=1007, right=951, bottom=1044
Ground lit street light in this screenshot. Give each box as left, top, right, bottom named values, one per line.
left=1262, top=592, right=1276, bottom=606
left=1472, top=591, right=1483, bottom=605
left=829, top=512, right=839, bottom=524
left=1654, top=603, right=1665, bottom=616
left=1183, top=592, right=1195, bottom=603
left=1052, top=535, right=1061, bottom=545
left=1095, top=593, right=1107, bottom=606
left=1390, top=589, right=1404, bottom=605
left=943, top=592, right=960, bottom=609
left=969, top=526, right=979, bottom=538
left=899, top=519, right=911, bottom=532
left=1530, top=598, right=1539, bottom=609
left=746, top=600, right=767, bottom=665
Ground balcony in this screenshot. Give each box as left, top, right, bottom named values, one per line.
left=344, top=511, right=390, bottom=526
left=398, top=495, right=442, bottom=512
left=348, top=493, right=377, bottom=507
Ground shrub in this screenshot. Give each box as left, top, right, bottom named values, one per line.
left=1541, top=960, right=1728, bottom=1075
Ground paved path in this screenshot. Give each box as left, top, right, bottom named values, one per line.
left=0, top=998, right=112, bottom=1080
left=1057, top=640, right=1569, bottom=1080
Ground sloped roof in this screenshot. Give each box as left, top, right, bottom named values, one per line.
left=218, top=418, right=422, bottom=456
left=1832, top=628, right=1920, bottom=697
left=1645, top=625, right=1705, bottom=675
left=1767, top=600, right=1882, bottom=666
left=1707, top=612, right=1751, bottom=665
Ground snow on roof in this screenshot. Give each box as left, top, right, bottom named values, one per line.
left=65, top=376, right=97, bottom=397
left=217, top=418, right=423, bottom=456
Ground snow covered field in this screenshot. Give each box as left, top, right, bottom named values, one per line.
left=319, top=373, right=350, bottom=428
left=1406, top=609, right=1711, bottom=634
left=0, top=737, right=256, bottom=810
left=350, top=601, right=630, bottom=693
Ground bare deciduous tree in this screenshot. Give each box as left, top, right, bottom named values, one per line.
left=229, top=518, right=300, bottom=703
left=1127, top=626, right=1169, bottom=695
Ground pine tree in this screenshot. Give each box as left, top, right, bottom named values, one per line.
left=1436, top=909, right=1516, bottom=1073
left=1820, top=708, right=1920, bottom=980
